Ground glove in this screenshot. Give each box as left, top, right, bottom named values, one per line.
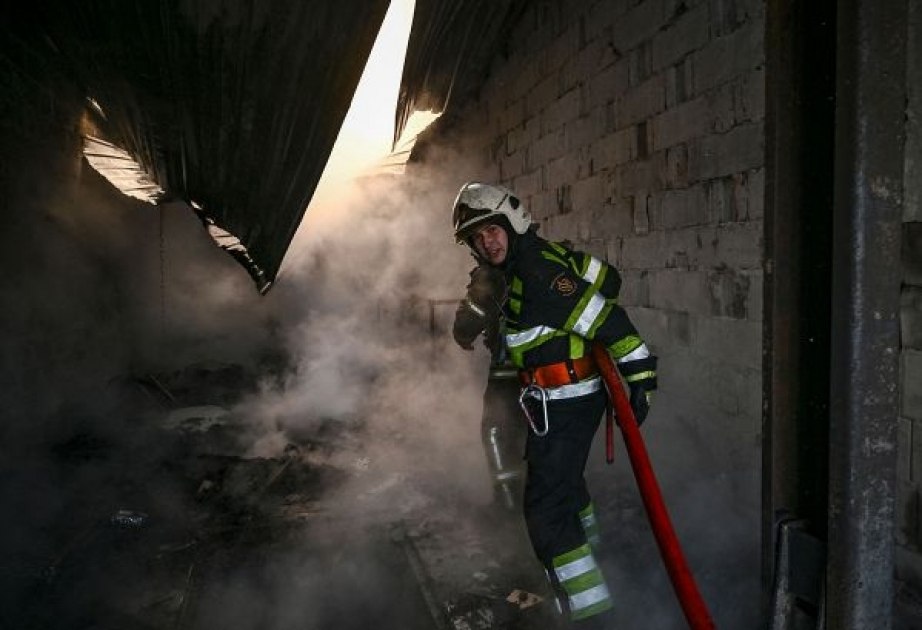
left=617, top=349, right=657, bottom=426
left=467, top=264, right=506, bottom=316
left=452, top=302, right=484, bottom=350
left=629, top=383, right=653, bottom=426
left=452, top=265, right=506, bottom=351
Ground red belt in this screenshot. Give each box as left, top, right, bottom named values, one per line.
left=518, top=356, right=598, bottom=388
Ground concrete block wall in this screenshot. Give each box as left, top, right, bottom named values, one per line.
left=455, top=0, right=766, bottom=475
left=897, top=0, right=922, bottom=580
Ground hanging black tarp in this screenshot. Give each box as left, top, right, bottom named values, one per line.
left=38, top=0, right=390, bottom=292
left=394, top=0, right=528, bottom=146
left=4, top=0, right=534, bottom=294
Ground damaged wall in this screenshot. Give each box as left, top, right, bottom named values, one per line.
left=897, top=0, right=922, bottom=589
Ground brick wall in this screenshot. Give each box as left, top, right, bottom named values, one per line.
left=432, top=3, right=766, bottom=621
left=450, top=0, right=766, bottom=477
left=897, top=0, right=922, bottom=584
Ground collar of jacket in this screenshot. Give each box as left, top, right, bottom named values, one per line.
left=499, top=228, right=543, bottom=274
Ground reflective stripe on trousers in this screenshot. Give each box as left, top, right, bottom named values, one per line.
left=579, top=502, right=601, bottom=551
left=552, top=543, right=613, bottom=620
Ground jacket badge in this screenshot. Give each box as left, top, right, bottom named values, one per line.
left=551, top=273, right=578, bottom=296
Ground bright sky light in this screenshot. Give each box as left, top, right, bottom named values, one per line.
left=309, top=0, right=438, bottom=207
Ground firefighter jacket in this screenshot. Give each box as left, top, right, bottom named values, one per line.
left=501, top=230, right=656, bottom=389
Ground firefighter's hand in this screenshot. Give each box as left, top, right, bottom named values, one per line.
left=467, top=264, right=505, bottom=318
left=452, top=301, right=484, bottom=350
left=629, top=384, right=653, bottom=426
left=619, top=351, right=657, bottom=426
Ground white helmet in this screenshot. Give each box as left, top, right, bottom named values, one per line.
left=451, top=182, right=533, bottom=244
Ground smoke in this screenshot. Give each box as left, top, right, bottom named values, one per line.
left=0, top=103, right=759, bottom=628
left=242, top=150, right=761, bottom=628
left=235, top=155, right=498, bottom=512
left=0, top=107, right=514, bottom=627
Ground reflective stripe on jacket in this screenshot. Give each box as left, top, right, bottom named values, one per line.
left=502, top=232, right=645, bottom=369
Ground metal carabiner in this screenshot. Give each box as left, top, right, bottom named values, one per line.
left=519, top=383, right=550, bottom=437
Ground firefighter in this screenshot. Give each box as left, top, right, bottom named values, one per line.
left=450, top=182, right=657, bottom=628
left=453, top=261, right=527, bottom=512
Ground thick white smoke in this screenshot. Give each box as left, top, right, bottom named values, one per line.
left=235, top=155, right=501, bottom=514
left=1, top=117, right=512, bottom=627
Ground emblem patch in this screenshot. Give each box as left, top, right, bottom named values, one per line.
left=551, top=273, right=578, bottom=296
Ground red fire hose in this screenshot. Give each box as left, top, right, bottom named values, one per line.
left=592, top=343, right=716, bottom=630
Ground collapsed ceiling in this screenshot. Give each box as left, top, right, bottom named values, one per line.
left=4, top=0, right=528, bottom=292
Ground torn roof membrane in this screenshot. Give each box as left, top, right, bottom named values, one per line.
left=82, top=135, right=165, bottom=205
left=14, top=0, right=529, bottom=294
left=44, top=0, right=390, bottom=291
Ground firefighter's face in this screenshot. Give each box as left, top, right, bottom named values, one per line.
left=472, top=223, right=508, bottom=265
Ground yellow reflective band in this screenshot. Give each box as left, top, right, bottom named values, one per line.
left=569, top=334, right=585, bottom=359
left=552, top=544, right=612, bottom=621
left=572, top=293, right=606, bottom=337
left=617, top=342, right=650, bottom=363
left=553, top=543, right=593, bottom=568
left=555, top=554, right=598, bottom=582
left=506, top=325, right=558, bottom=348
left=541, top=250, right=567, bottom=266
left=609, top=334, right=643, bottom=359
left=570, top=584, right=613, bottom=618
left=586, top=302, right=613, bottom=339
left=624, top=370, right=656, bottom=383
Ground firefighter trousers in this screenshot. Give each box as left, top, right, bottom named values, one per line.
left=523, top=386, right=613, bottom=623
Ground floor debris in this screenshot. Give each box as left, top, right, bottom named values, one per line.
left=505, top=589, right=543, bottom=610
left=4, top=360, right=570, bottom=629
